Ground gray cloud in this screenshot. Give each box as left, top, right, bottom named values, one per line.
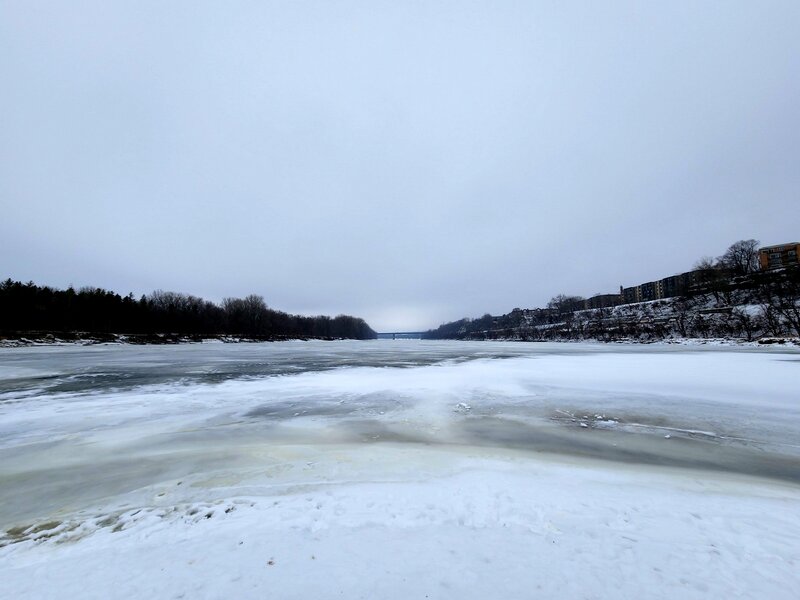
left=2, top=1, right=799, bottom=331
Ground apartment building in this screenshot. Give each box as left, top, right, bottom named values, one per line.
left=586, top=294, right=623, bottom=309
left=759, top=242, right=800, bottom=271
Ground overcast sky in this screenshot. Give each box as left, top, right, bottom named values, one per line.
left=2, top=1, right=799, bottom=331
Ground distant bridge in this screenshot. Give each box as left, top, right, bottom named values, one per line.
left=376, top=332, right=426, bottom=340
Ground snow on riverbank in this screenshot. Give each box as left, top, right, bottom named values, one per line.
left=2, top=447, right=799, bottom=600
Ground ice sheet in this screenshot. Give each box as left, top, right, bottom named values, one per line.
left=1, top=341, right=799, bottom=598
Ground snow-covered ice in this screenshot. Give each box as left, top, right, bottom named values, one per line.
left=1, top=341, right=799, bottom=598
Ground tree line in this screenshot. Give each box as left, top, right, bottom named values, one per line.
left=0, top=280, right=376, bottom=340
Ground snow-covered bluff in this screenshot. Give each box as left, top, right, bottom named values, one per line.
left=426, top=269, right=800, bottom=343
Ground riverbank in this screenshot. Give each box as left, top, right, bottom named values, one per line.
left=0, top=331, right=350, bottom=347
left=3, top=445, right=799, bottom=600
left=4, top=331, right=799, bottom=348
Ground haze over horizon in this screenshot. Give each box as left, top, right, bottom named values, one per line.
left=2, top=1, right=799, bottom=331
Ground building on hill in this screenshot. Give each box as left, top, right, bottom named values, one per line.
left=621, top=285, right=641, bottom=304
left=685, top=267, right=726, bottom=291
left=619, top=267, right=725, bottom=307
left=586, top=294, right=622, bottom=309
left=759, top=242, right=799, bottom=271
left=640, top=281, right=658, bottom=302
left=661, top=274, right=688, bottom=298
left=569, top=298, right=588, bottom=312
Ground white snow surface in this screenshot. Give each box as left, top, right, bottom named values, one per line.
left=1, top=341, right=799, bottom=598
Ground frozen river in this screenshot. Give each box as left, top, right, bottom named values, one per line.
left=1, top=340, right=799, bottom=598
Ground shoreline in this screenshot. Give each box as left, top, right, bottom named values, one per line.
left=3, top=444, right=799, bottom=599
left=0, top=331, right=371, bottom=348
left=3, top=331, right=800, bottom=348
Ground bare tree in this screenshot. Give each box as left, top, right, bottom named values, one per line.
left=547, top=294, right=585, bottom=314
left=672, top=298, right=692, bottom=337
left=731, top=307, right=757, bottom=341
left=693, top=256, right=719, bottom=270
left=690, top=256, right=729, bottom=302
left=760, top=305, right=784, bottom=336
left=719, top=239, right=760, bottom=276
left=770, top=294, right=800, bottom=336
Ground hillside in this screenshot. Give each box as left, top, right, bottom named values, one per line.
left=425, top=268, right=800, bottom=344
